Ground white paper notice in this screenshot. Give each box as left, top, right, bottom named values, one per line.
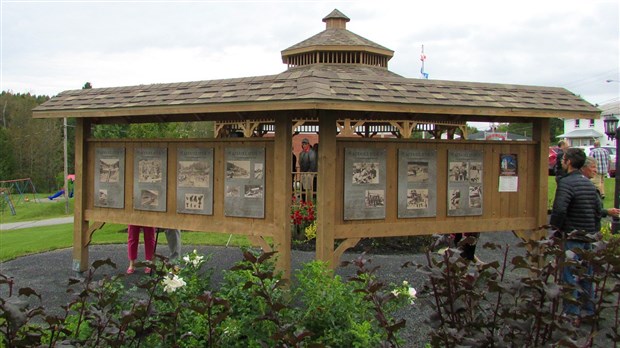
left=498, top=176, right=518, bottom=192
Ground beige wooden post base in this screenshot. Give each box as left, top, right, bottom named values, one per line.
left=513, top=228, right=549, bottom=268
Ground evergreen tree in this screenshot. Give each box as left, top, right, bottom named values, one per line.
left=0, top=127, right=15, bottom=179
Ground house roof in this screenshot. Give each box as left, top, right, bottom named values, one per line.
left=557, top=128, right=604, bottom=138
left=600, top=101, right=620, bottom=116
left=32, top=10, right=600, bottom=122
left=468, top=131, right=531, bottom=141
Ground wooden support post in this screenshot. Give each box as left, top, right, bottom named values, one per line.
left=317, top=111, right=337, bottom=267
left=273, top=115, right=292, bottom=278
left=533, top=118, right=550, bottom=228
left=72, top=118, right=90, bottom=272
left=513, top=118, right=551, bottom=268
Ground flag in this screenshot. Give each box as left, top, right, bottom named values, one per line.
left=420, top=67, right=429, bottom=79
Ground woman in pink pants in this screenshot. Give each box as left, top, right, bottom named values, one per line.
left=126, top=224, right=156, bottom=274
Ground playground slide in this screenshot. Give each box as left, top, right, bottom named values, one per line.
left=48, top=189, right=73, bottom=200
left=48, top=189, right=64, bottom=200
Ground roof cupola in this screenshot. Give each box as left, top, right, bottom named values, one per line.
left=281, top=9, right=394, bottom=69
left=323, top=9, right=349, bottom=29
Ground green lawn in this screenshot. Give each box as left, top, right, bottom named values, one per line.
left=1, top=195, right=256, bottom=261
left=0, top=194, right=74, bottom=223
left=0, top=222, right=254, bottom=262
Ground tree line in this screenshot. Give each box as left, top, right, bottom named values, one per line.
left=0, top=91, right=61, bottom=193
left=0, top=85, right=214, bottom=193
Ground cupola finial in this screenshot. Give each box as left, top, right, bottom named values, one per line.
left=322, top=9, right=350, bottom=29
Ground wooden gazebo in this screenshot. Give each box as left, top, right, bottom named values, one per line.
left=33, top=9, right=600, bottom=275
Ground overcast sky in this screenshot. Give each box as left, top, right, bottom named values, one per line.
left=2, top=0, right=619, bottom=110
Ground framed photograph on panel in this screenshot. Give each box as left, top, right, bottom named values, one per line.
left=94, top=147, right=125, bottom=208
left=500, top=154, right=517, bottom=176
left=447, top=150, right=483, bottom=216
left=397, top=149, right=437, bottom=218
left=344, top=148, right=386, bottom=220
left=133, top=147, right=167, bottom=212
left=176, top=147, right=214, bottom=215
left=499, top=153, right=519, bottom=192
left=224, top=147, right=265, bottom=218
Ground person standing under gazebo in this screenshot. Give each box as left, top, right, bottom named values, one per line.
left=298, top=138, right=317, bottom=200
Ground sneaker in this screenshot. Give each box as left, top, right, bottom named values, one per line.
left=126, top=267, right=135, bottom=275
left=144, top=267, right=152, bottom=274
left=474, top=255, right=485, bottom=266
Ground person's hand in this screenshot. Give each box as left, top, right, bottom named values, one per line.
left=607, top=208, right=620, bottom=217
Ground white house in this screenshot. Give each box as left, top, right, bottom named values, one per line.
left=558, top=101, right=619, bottom=149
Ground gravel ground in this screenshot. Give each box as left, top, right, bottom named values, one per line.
left=0, top=230, right=615, bottom=347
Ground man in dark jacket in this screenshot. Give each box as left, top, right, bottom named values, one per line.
left=550, top=147, right=601, bottom=323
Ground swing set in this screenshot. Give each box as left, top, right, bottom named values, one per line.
left=0, top=178, right=38, bottom=215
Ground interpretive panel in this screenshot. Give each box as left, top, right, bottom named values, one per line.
left=397, top=149, right=437, bottom=218
left=224, top=147, right=265, bottom=218
left=94, top=147, right=125, bottom=208
left=447, top=150, right=483, bottom=216
left=133, top=147, right=167, bottom=212
left=176, top=147, right=214, bottom=215
left=344, top=148, right=386, bottom=220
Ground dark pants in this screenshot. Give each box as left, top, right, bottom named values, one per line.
left=454, top=233, right=478, bottom=261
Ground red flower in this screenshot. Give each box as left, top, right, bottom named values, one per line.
left=291, top=198, right=317, bottom=226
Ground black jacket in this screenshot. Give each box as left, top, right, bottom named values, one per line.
left=550, top=170, right=602, bottom=240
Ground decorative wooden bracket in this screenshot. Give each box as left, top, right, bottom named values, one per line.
left=459, top=125, right=468, bottom=139
left=84, top=221, right=106, bottom=247
left=293, top=120, right=306, bottom=132
left=333, top=238, right=361, bottom=265
left=389, top=121, right=418, bottom=138
left=247, top=235, right=273, bottom=252
left=337, top=119, right=367, bottom=137
left=241, top=120, right=260, bottom=137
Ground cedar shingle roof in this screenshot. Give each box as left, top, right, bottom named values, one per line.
left=33, top=63, right=598, bottom=117
left=281, top=24, right=392, bottom=54
left=281, top=8, right=393, bottom=60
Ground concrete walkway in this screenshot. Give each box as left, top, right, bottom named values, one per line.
left=0, top=216, right=74, bottom=230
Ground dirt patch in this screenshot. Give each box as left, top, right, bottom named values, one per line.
left=292, top=235, right=435, bottom=254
